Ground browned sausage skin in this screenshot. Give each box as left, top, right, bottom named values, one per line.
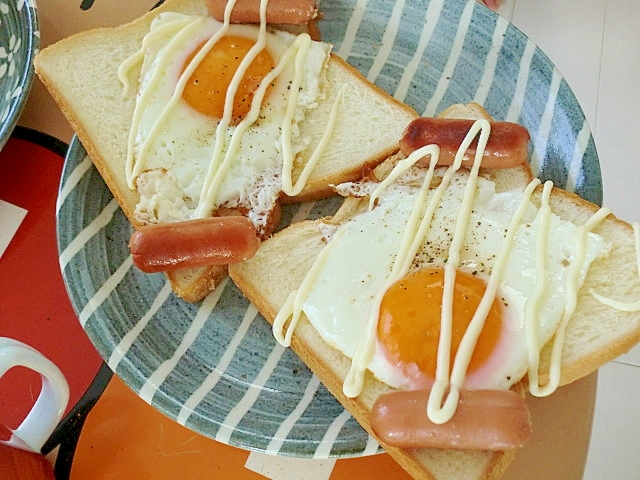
left=206, top=0, right=319, bottom=25
left=129, top=216, right=260, bottom=273
left=371, top=389, right=532, bottom=450
left=400, top=117, right=530, bottom=169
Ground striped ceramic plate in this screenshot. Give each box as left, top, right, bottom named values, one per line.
left=56, top=0, right=602, bottom=458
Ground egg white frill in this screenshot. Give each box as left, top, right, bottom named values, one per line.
left=304, top=169, right=609, bottom=391
left=127, top=13, right=332, bottom=231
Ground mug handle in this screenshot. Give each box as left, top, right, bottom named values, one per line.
left=0, top=337, right=69, bottom=453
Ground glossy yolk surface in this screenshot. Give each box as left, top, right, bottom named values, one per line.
left=182, top=35, right=274, bottom=123
left=378, top=268, right=503, bottom=380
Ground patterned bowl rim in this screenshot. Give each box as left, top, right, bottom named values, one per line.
left=0, top=0, right=39, bottom=151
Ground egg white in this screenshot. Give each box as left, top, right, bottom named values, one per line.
left=302, top=168, right=608, bottom=391
left=129, top=12, right=331, bottom=228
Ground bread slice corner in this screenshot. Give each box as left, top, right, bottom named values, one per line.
left=228, top=103, right=640, bottom=479
left=34, top=0, right=417, bottom=302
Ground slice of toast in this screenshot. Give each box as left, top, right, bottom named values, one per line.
left=228, top=105, right=640, bottom=479
left=228, top=172, right=532, bottom=480
left=33, top=0, right=417, bottom=302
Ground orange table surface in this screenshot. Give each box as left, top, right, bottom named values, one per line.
left=70, top=374, right=411, bottom=480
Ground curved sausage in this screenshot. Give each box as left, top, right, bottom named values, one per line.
left=371, top=389, right=532, bottom=450
left=129, top=216, right=260, bottom=273
left=400, top=117, right=530, bottom=169
left=206, top=0, right=319, bottom=25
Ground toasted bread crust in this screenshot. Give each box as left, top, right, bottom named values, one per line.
left=34, top=0, right=417, bottom=302
left=228, top=105, right=640, bottom=479
left=229, top=208, right=519, bottom=480
left=532, top=186, right=640, bottom=387
left=228, top=173, right=640, bottom=479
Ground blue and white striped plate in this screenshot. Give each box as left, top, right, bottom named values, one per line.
left=57, top=0, right=602, bottom=458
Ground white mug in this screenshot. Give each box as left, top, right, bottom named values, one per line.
left=0, top=337, right=69, bottom=453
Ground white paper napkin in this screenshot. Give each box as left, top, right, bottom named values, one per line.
left=0, top=199, right=28, bottom=258
left=245, top=451, right=336, bottom=480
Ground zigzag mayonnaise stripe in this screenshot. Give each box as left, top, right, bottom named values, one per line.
left=538, top=206, right=612, bottom=395
left=125, top=15, right=209, bottom=188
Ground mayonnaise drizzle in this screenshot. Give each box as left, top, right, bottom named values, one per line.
left=590, top=222, right=640, bottom=311
left=123, top=15, right=208, bottom=188
left=271, top=115, right=615, bottom=424
left=192, top=0, right=270, bottom=218
left=281, top=83, right=348, bottom=197
left=541, top=206, right=612, bottom=395
left=274, top=120, right=503, bottom=409
left=342, top=143, right=442, bottom=398
left=120, top=0, right=338, bottom=220
left=426, top=122, right=490, bottom=421
left=273, top=142, right=441, bottom=343
left=118, top=15, right=196, bottom=98
left=193, top=31, right=330, bottom=218
left=524, top=180, right=554, bottom=396
left=427, top=177, right=544, bottom=423
left=273, top=225, right=350, bottom=346
left=518, top=182, right=611, bottom=397
left=343, top=122, right=494, bottom=402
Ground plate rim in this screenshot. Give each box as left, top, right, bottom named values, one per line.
left=56, top=0, right=602, bottom=459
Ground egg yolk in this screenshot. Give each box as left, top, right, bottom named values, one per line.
left=182, top=35, right=275, bottom=123
left=378, top=268, right=503, bottom=380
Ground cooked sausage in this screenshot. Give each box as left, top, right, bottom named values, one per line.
left=400, top=117, right=530, bottom=169
left=371, top=389, right=532, bottom=450
left=129, top=217, right=260, bottom=273
left=206, top=0, right=319, bottom=25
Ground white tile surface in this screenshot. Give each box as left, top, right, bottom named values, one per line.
left=499, top=0, right=640, bottom=478
left=594, top=0, right=640, bottom=224
left=511, top=0, right=606, bottom=127
left=585, top=362, right=640, bottom=479
left=618, top=343, right=640, bottom=368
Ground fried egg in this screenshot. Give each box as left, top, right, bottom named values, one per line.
left=120, top=11, right=331, bottom=231
left=274, top=120, right=610, bottom=423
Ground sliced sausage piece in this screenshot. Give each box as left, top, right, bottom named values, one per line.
left=371, top=389, right=532, bottom=450
left=206, top=0, right=319, bottom=25
left=129, top=216, right=260, bottom=273
left=400, top=117, right=530, bottom=169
